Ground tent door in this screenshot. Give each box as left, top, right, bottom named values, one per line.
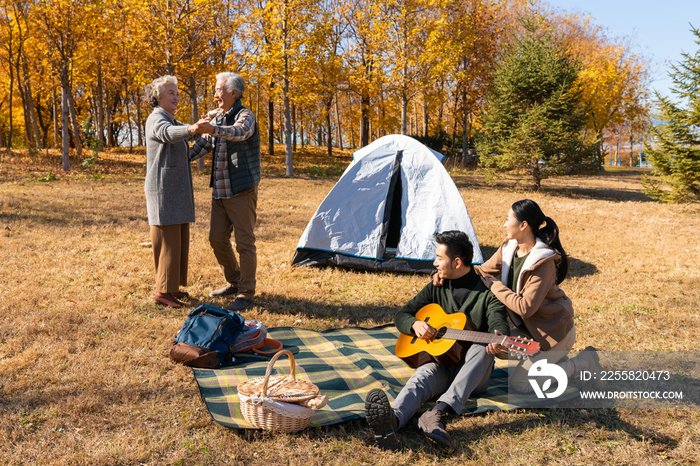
left=379, top=150, right=403, bottom=259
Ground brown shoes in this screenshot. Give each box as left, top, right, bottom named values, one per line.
left=154, top=292, right=184, bottom=308
left=172, top=291, right=190, bottom=299
left=417, top=408, right=453, bottom=448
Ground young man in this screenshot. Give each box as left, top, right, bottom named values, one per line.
left=365, top=231, right=509, bottom=450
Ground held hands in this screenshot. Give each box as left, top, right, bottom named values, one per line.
left=486, top=329, right=505, bottom=355
left=189, top=118, right=215, bottom=135
left=189, top=108, right=223, bottom=135
left=412, top=320, right=437, bottom=341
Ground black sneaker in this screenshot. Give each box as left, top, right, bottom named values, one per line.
left=226, top=298, right=253, bottom=312
left=417, top=408, right=452, bottom=448
left=364, top=389, right=400, bottom=451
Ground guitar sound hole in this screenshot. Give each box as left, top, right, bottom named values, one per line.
left=436, top=327, right=447, bottom=339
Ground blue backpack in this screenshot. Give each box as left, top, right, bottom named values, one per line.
left=169, top=304, right=246, bottom=368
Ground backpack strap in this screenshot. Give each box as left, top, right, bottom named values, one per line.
left=251, top=338, right=283, bottom=355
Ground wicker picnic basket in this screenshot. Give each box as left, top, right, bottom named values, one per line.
left=237, top=350, right=323, bottom=432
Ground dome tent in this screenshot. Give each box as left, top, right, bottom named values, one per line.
left=291, top=135, right=483, bottom=273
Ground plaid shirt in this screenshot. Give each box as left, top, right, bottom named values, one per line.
left=190, top=106, right=257, bottom=199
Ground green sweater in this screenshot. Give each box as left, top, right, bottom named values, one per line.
left=395, top=278, right=510, bottom=337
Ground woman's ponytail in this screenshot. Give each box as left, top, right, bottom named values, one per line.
left=541, top=216, right=568, bottom=284
left=511, top=200, right=569, bottom=284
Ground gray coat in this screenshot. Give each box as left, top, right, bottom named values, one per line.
left=144, top=107, right=196, bottom=226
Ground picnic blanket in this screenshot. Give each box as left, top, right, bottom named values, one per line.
left=192, top=325, right=577, bottom=429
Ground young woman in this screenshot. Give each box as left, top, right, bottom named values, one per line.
left=437, top=199, right=602, bottom=393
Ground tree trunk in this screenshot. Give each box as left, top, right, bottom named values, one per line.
left=292, top=103, right=297, bottom=152
left=105, top=89, right=114, bottom=148
left=349, top=100, right=356, bottom=150
left=52, top=83, right=58, bottom=148
left=529, top=158, right=541, bottom=190
left=267, top=82, right=275, bottom=156
left=400, top=88, right=408, bottom=135
left=629, top=127, right=634, bottom=167
left=66, top=85, right=83, bottom=158
left=300, top=105, right=304, bottom=148
left=450, top=117, right=457, bottom=158
left=61, top=84, right=70, bottom=171
left=125, top=87, right=133, bottom=152
left=334, top=91, right=343, bottom=150
left=6, top=52, right=13, bottom=152
left=412, top=99, right=418, bottom=135
left=21, top=59, right=41, bottom=148
left=136, top=88, right=143, bottom=147
left=255, top=80, right=260, bottom=123
left=188, top=75, right=204, bottom=169
left=13, top=55, right=30, bottom=147
left=95, top=64, right=105, bottom=145
left=380, top=89, right=385, bottom=137
left=282, top=2, right=294, bottom=178
left=325, top=98, right=333, bottom=158
left=360, top=89, right=370, bottom=147
left=422, top=97, right=428, bottom=136
left=462, top=113, right=469, bottom=161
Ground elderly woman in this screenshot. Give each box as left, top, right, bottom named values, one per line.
left=144, top=75, right=201, bottom=308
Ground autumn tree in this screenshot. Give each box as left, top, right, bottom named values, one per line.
left=343, top=0, right=385, bottom=147
left=478, top=16, right=596, bottom=189
left=383, top=0, right=444, bottom=135
left=241, top=0, right=318, bottom=176
left=642, top=27, right=700, bottom=203
left=441, top=0, right=503, bottom=158
left=35, top=0, right=96, bottom=170
left=551, top=10, right=651, bottom=161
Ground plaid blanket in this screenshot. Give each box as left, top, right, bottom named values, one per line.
left=192, top=325, right=575, bottom=429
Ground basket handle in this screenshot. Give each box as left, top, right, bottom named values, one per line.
left=261, top=349, right=296, bottom=397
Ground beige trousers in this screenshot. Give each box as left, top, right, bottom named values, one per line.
left=150, top=223, right=189, bottom=294
left=209, top=188, right=258, bottom=300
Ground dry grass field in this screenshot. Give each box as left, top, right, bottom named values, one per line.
left=1, top=145, right=699, bottom=465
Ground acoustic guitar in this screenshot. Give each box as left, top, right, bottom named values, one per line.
left=394, top=303, right=540, bottom=368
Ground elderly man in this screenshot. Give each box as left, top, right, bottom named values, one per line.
left=190, top=72, right=260, bottom=312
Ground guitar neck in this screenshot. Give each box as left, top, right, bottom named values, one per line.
left=441, top=328, right=505, bottom=345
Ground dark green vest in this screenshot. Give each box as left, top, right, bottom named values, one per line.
left=210, top=100, right=261, bottom=196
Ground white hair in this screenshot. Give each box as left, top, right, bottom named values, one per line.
left=145, top=75, right=177, bottom=108
left=216, top=72, right=245, bottom=97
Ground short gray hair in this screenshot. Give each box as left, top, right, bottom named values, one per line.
left=216, top=72, right=245, bottom=97
left=145, top=75, right=178, bottom=108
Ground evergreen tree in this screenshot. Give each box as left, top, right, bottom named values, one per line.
left=643, top=27, right=700, bottom=203
left=478, top=19, right=597, bottom=189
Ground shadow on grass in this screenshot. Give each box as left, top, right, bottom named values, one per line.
left=252, top=292, right=398, bottom=326
left=153, top=290, right=398, bottom=327
left=450, top=171, right=656, bottom=204
left=540, top=185, right=656, bottom=203
left=453, top=408, right=678, bottom=457
left=0, top=193, right=147, bottom=228
left=568, top=256, right=599, bottom=278
left=233, top=406, right=681, bottom=459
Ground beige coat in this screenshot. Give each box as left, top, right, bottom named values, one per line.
left=475, top=239, right=574, bottom=351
